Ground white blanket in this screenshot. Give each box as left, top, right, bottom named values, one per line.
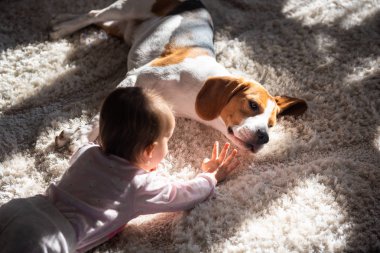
left=0, top=0, right=379, bottom=252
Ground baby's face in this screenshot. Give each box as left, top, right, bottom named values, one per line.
left=140, top=112, right=176, bottom=172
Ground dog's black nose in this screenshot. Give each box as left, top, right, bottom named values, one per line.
left=256, top=129, right=269, bottom=144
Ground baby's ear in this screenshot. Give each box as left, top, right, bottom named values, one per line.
left=144, top=142, right=157, bottom=159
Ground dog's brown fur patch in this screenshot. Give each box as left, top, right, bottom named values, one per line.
left=150, top=45, right=211, bottom=67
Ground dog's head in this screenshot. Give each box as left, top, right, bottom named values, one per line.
left=195, top=76, right=307, bottom=153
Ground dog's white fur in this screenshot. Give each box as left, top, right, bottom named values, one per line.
left=52, top=0, right=307, bottom=153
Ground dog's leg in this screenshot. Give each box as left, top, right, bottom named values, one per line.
left=50, top=0, right=156, bottom=39
left=50, top=9, right=113, bottom=40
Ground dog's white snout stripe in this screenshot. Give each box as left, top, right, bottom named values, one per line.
left=233, top=100, right=275, bottom=143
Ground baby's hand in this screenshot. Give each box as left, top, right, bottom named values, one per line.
left=201, top=141, right=239, bottom=183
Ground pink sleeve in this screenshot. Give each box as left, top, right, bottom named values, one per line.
left=133, top=173, right=217, bottom=215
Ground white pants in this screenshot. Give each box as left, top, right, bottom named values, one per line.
left=0, top=195, right=77, bottom=253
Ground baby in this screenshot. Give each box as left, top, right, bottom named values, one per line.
left=0, top=87, right=239, bottom=253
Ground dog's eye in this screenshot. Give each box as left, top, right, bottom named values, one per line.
left=249, top=101, right=259, bottom=111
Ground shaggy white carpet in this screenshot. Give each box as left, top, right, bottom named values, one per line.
left=0, top=0, right=379, bottom=252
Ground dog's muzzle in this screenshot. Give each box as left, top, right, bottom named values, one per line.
left=227, top=126, right=269, bottom=153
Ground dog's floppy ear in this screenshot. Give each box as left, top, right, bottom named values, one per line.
left=275, top=96, right=307, bottom=117
left=195, top=76, right=247, bottom=120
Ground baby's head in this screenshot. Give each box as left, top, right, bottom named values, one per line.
left=99, top=87, right=175, bottom=170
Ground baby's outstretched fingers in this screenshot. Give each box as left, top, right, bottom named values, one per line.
left=218, top=142, right=230, bottom=162
left=212, top=148, right=239, bottom=183
left=222, top=148, right=238, bottom=166
left=211, top=141, right=219, bottom=160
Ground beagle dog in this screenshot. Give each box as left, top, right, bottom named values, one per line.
left=51, top=0, right=307, bottom=153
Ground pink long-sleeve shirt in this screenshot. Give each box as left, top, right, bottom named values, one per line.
left=46, top=143, right=216, bottom=252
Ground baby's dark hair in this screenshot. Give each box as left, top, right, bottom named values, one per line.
left=99, top=87, right=174, bottom=163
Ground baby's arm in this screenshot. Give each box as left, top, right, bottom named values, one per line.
left=133, top=172, right=217, bottom=215
left=133, top=142, right=239, bottom=215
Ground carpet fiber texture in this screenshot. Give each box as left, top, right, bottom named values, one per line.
left=0, top=0, right=379, bottom=252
